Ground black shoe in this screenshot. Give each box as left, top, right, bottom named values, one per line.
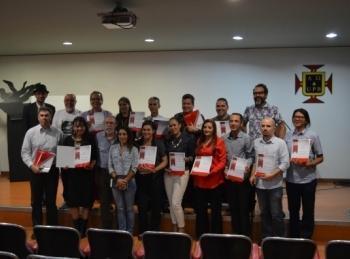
left=59, top=202, right=69, bottom=210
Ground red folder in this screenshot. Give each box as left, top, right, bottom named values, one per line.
left=183, top=110, right=199, bottom=126
left=33, top=149, right=55, bottom=167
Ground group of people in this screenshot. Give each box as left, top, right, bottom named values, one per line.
left=20, top=83, right=324, bottom=241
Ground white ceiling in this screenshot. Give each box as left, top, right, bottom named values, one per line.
left=0, top=0, right=348, bottom=55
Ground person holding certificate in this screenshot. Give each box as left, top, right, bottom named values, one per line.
left=164, top=117, right=196, bottom=232
left=285, top=108, right=324, bottom=239
left=109, top=126, right=138, bottom=234
left=21, top=107, right=63, bottom=230
left=223, top=113, right=254, bottom=236
left=249, top=117, right=289, bottom=239
left=192, top=119, right=226, bottom=238
left=135, top=120, right=168, bottom=234
left=174, top=94, right=205, bottom=134
left=61, top=116, right=98, bottom=237
left=81, top=91, right=112, bottom=134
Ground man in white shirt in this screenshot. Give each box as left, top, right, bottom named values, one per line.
left=21, top=107, right=63, bottom=229
left=145, top=96, right=167, bottom=121
left=52, top=94, right=81, bottom=137
left=250, top=117, right=289, bottom=239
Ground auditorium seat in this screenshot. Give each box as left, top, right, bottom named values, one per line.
left=33, top=225, right=83, bottom=258
left=326, top=240, right=350, bottom=259
left=142, top=231, right=192, bottom=259
left=0, top=222, right=32, bottom=259
left=0, top=251, right=19, bottom=259
left=86, top=228, right=133, bottom=259
left=261, top=237, right=317, bottom=259
left=27, top=255, right=79, bottom=259
left=199, top=233, right=252, bottom=259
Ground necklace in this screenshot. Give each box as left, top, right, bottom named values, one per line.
left=170, top=136, right=183, bottom=149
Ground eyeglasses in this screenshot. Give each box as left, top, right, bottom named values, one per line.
left=293, top=116, right=305, bottom=119
left=253, top=91, right=265, bottom=95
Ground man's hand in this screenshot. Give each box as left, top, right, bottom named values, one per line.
left=31, top=165, right=41, bottom=174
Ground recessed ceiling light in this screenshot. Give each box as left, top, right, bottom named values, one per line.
left=145, top=38, right=155, bottom=43
left=62, top=41, right=73, bottom=46
left=232, top=35, right=243, bottom=41
left=326, top=32, right=338, bottom=39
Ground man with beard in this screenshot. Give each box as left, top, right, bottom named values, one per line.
left=22, top=84, right=55, bottom=130
left=243, top=84, right=286, bottom=140
left=52, top=94, right=81, bottom=137
left=243, top=83, right=286, bottom=222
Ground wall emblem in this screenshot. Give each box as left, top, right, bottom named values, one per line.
left=295, top=65, right=332, bottom=103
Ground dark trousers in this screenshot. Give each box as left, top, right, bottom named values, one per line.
left=136, top=172, right=163, bottom=234
left=95, top=167, right=114, bottom=229
left=286, top=180, right=317, bottom=239
left=256, top=187, right=285, bottom=238
left=194, top=184, right=223, bottom=239
left=30, top=167, right=59, bottom=226
left=225, top=179, right=252, bottom=236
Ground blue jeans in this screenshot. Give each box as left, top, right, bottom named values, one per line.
left=256, top=187, right=285, bottom=238
left=112, top=179, right=136, bottom=234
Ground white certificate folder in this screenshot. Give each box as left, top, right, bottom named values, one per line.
left=56, top=145, right=91, bottom=168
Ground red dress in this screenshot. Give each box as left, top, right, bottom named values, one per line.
left=192, top=138, right=227, bottom=189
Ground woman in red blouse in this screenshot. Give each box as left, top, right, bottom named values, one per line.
left=193, top=119, right=226, bottom=239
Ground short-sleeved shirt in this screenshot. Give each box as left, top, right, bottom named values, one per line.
left=285, top=128, right=323, bottom=184
left=52, top=109, right=81, bottom=137
left=254, top=136, right=289, bottom=190
left=243, top=102, right=283, bottom=140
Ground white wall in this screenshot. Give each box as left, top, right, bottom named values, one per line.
left=0, top=47, right=349, bottom=178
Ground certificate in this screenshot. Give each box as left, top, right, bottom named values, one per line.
left=215, top=121, right=230, bottom=137
left=56, top=145, right=91, bottom=168
left=169, top=152, right=185, bottom=176
left=129, top=112, right=145, bottom=131
left=191, top=156, right=212, bottom=176
left=226, top=157, right=248, bottom=183
left=33, top=149, right=55, bottom=173
left=87, top=112, right=105, bottom=132
left=155, top=120, right=169, bottom=139
left=255, top=153, right=275, bottom=177
left=138, top=146, right=157, bottom=170
left=291, top=138, right=311, bottom=163
left=184, top=110, right=203, bottom=129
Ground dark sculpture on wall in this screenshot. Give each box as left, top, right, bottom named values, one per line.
left=0, top=80, right=44, bottom=181
left=0, top=80, right=38, bottom=103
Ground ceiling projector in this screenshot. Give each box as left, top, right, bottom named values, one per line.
left=98, top=10, right=137, bottom=29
